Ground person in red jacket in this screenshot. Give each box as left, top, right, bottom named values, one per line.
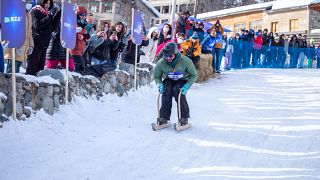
left=70, top=6, right=90, bottom=73
left=252, top=31, right=263, bottom=66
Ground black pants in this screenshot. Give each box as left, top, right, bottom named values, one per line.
left=26, top=46, right=47, bottom=75
left=72, top=55, right=86, bottom=73
left=160, top=79, right=190, bottom=120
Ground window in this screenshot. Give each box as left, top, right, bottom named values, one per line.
left=271, top=22, right=278, bottom=32
left=89, top=2, right=99, bottom=13
left=179, top=4, right=187, bottom=12
left=155, top=19, right=160, bottom=25
left=234, top=23, right=246, bottom=33
left=154, top=6, right=161, bottom=13
left=290, top=19, right=298, bottom=32
left=161, top=19, right=169, bottom=24
left=188, top=4, right=195, bottom=13
left=162, top=6, right=170, bottom=14
left=249, top=20, right=262, bottom=32
left=115, top=2, right=121, bottom=14
left=102, top=2, right=113, bottom=13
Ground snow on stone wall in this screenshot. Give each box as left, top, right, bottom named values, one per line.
left=0, top=63, right=154, bottom=121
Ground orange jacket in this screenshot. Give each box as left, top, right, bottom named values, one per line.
left=181, top=37, right=201, bottom=57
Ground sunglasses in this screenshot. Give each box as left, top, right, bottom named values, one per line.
left=164, top=54, right=174, bottom=59
left=79, top=13, right=87, bottom=17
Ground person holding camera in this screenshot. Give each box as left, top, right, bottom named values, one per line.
left=26, top=0, right=60, bottom=76
left=181, top=34, right=201, bottom=65
left=123, top=30, right=149, bottom=65
left=89, top=30, right=119, bottom=65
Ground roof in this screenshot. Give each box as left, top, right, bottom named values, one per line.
left=197, top=1, right=273, bottom=19
left=139, top=0, right=161, bottom=18
left=197, top=0, right=320, bottom=19
left=271, top=0, right=320, bottom=11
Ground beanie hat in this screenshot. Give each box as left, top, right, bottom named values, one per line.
left=163, top=42, right=178, bottom=57
left=191, top=34, right=199, bottom=39
left=77, top=6, right=87, bottom=15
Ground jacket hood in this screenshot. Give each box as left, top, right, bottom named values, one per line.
left=147, top=27, right=160, bottom=39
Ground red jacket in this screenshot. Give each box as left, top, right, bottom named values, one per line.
left=70, top=28, right=89, bottom=56
left=254, top=36, right=263, bottom=50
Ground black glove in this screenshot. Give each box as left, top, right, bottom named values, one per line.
left=50, top=7, right=58, bottom=16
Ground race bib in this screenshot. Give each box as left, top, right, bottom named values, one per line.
left=168, top=72, right=184, bottom=81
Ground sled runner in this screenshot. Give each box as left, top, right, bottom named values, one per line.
left=151, top=93, right=172, bottom=131
left=174, top=92, right=192, bottom=132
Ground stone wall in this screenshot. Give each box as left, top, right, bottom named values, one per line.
left=0, top=58, right=214, bottom=123
left=310, top=10, right=320, bottom=32
left=0, top=63, right=154, bottom=121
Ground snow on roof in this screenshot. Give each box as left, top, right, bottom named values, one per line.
left=271, top=0, right=320, bottom=11
left=197, top=0, right=320, bottom=19
left=140, top=0, right=161, bottom=18
left=197, top=1, right=273, bottom=19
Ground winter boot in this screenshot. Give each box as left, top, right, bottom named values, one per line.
left=157, top=117, right=169, bottom=125
left=179, top=118, right=188, bottom=126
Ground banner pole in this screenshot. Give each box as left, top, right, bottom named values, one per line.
left=12, top=48, right=17, bottom=120
left=134, top=45, right=138, bottom=90
left=170, top=0, right=176, bottom=42
left=65, top=49, right=69, bottom=104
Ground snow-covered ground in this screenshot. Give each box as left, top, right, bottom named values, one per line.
left=1, top=69, right=320, bottom=180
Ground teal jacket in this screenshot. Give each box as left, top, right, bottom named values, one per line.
left=154, top=52, right=197, bottom=87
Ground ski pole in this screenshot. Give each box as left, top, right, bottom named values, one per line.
left=178, top=91, right=182, bottom=125
left=157, top=93, right=162, bottom=125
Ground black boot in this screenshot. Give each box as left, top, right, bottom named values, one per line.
left=180, top=118, right=188, bottom=126
left=157, top=117, right=169, bottom=125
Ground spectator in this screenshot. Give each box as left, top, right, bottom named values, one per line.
left=267, top=32, right=275, bottom=67
left=316, top=44, right=320, bottom=68
left=45, top=3, right=74, bottom=71
left=231, top=33, right=242, bottom=69
left=153, top=33, right=185, bottom=64
left=274, top=35, right=285, bottom=68
left=158, top=23, right=172, bottom=46
left=141, top=27, right=160, bottom=63
left=306, top=39, right=316, bottom=68
left=70, top=6, right=90, bottom=73
left=194, top=22, right=205, bottom=43
left=123, top=30, right=149, bottom=65
left=4, top=10, right=33, bottom=73
left=177, top=11, right=187, bottom=34
left=90, top=31, right=119, bottom=65
left=289, top=34, right=300, bottom=68
left=181, top=34, right=201, bottom=65
left=297, top=34, right=308, bottom=68
left=252, top=32, right=262, bottom=67
left=261, top=29, right=269, bottom=67
left=102, top=22, right=110, bottom=34
left=26, top=0, right=60, bottom=76
left=201, top=30, right=216, bottom=54
left=108, top=22, right=126, bottom=66
left=86, top=13, right=95, bottom=36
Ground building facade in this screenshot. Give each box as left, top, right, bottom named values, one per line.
left=197, top=0, right=320, bottom=34
left=70, top=0, right=160, bottom=29
left=148, top=0, right=197, bottom=26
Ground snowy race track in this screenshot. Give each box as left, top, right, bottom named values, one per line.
left=1, top=69, right=320, bottom=180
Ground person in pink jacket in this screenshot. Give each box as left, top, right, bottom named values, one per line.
left=252, top=31, right=263, bottom=66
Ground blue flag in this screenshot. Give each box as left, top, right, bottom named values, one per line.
left=131, top=9, right=144, bottom=45
left=60, top=2, right=77, bottom=49
left=0, top=0, right=26, bottom=48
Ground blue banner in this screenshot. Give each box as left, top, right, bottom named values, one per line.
left=60, top=2, right=76, bottom=49
left=0, top=0, right=26, bottom=48
left=131, top=9, right=144, bottom=45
